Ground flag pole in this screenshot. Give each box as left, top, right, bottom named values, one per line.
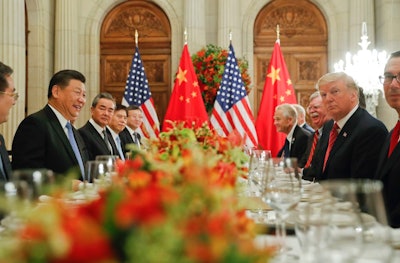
left=229, top=29, right=232, bottom=45
left=184, top=28, right=187, bottom=45
left=135, top=29, right=138, bottom=47
left=276, top=24, right=280, bottom=44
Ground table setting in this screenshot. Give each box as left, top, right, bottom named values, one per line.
left=241, top=149, right=400, bottom=263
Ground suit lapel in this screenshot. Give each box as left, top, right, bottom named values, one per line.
left=44, top=105, right=78, bottom=163
left=378, top=132, right=400, bottom=180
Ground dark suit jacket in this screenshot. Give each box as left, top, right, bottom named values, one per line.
left=316, top=107, right=387, bottom=181
left=12, top=105, right=89, bottom=179
left=374, top=129, right=400, bottom=228
left=0, top=134, right=12, bottom=181
left=119, top=128, right=141, bottom=152
left=301, top=123, right=314, bottom=134
left=79, top=121, right=113, bottom=160
left=302, top=120, right=333, bottom=181
left=277, top=125, right=311, bottom=165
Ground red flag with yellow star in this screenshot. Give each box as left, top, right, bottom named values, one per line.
left=255, top=40, right=297, bottom=156
left=162, top=44, right=209, bottom=131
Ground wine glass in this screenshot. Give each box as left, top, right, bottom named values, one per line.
left=261, top=157, right=302, bottom=262
left=84, top=160, right=110, bottom=196
left=95, top=155, right=119, bottom=177
left=322, top=179, right=393, bottom=263
left=246, top=149, right=271, bottom=223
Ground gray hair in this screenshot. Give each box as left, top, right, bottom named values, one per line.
left=276, top=103, right=297, bottom=120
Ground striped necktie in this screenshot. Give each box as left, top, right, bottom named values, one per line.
left=304, top=130, right=319, bottom=168
left=323, top=122, right=339, bottom=171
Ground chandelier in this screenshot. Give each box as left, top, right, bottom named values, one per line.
left=334, top=22, right=389, bottom=116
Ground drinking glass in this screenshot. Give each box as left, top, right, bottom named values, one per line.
left=246, top=149, right=271, bottom=223
left=95, top=155, right=119, bottom=177
left=261, top=157, right=302, bottom=262
left=294, top=189, right=333, bottom=263
left=84, top=160, right=110, bottom=194
left=11, top=169, right=55, bottom=202
left=322, top=179, right=393, bottom=263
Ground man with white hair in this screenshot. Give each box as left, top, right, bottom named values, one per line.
left=274, top=103, right=311, bottom=163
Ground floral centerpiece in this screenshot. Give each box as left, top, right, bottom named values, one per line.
left=192, top=44, right=252, bottom=114
left=0, top=124, right=274, bottom=263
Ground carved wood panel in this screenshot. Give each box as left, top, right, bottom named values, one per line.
left=100, top=0, right=171, bottom=124
left=253, top=0, right=328, bottom=123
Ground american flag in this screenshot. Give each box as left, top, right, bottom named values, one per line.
left=122, top=46, right=160, bottom=138
left=210, top=44, right=258, bottom=148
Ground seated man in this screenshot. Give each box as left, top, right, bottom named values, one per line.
left=275, top=103, right=310, bottom=164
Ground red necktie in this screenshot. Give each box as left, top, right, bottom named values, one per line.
left=388, top=121, right=400, bottom=157
left=323, top=122, right=339, bottom=171
left=304, top=130, right=319, bottom=168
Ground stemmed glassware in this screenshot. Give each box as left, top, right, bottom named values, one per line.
left=246, top=149, right=271, bottom=223
left=261, top=157, right=302, bottom=262
left=321, top=179, right=394, bottom=263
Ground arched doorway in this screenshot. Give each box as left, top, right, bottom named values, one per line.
left=253, top=0, right=328, bottom=118
left=100, top=0, right=171, bottom=123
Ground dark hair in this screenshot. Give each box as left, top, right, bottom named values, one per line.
left=0, top=62, right=13, bottom=76
left=91, top=92, right=115, bottom=108
left=390, top=50, right=400, bottom=59
left=0, top=75, right=8, bottom=92
left=115, top=104, right=127, bottom=113
left=127, top=105, right=141, bottom=112
left=47, top=70, right=86, bottom=99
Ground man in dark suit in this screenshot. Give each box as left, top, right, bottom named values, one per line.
left=301, top=91, right=331, bottom=180
left=0, top=62, right=17, bottom=181
left=12, top=70, right=89, bottom=179
left=275, top=103, right=311, bottom=164
left=79, top=92, right=116, bottom=160
left=293, top=103, right=314, bottom=134
left=374, top=51, right=400, bottom=228
left=108, top=104, right=128, bottom=160
left=315, top=72, right=387, bottom=181
left=120, top=105, right=143, bottom=151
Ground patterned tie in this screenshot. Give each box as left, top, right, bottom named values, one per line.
left=103, top=129, right=113, bottom=154
left=115, top=136, right=125, bottom=160
left=133, top=132, right=141, bottom=149
left=0, top=155, right=7, bottom=181
left=388, top=121, right=400, bottom=157
left=66, top=122, right=85, bottom=177
left=304, top=129, right=319, bottom=168
left=283, top=138, right=290, bottom=157
left=323, top=122, right=339, bottom=171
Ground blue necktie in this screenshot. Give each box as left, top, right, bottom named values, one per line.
left=66, top=122, right=85, bottom=177
left=115, top=136, right=125, bottom=160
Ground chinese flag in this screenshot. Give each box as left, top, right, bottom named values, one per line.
left=255, top=40, right=297, bottom=156
left=162, top=44, right=209, bottom=131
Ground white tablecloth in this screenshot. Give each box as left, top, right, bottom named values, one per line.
left=256, top=234, right=400, bottom=263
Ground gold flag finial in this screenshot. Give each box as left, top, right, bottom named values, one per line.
left=135, top=29, right=138, bottom=46
left=229, top=30, right=232, bottom=44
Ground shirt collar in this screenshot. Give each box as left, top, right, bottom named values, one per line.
left=48, top=104, right=69, bottom=131
left=89, top=118, right=106, bottom=135
left=336, top=104, right=359, bottom=130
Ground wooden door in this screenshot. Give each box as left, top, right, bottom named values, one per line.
left=100, top=0, right=171, bottom=123
left=253, top=0, right=328, bottom=122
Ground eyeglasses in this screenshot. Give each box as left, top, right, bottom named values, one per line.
left=0, top=91, right=19, bottom=100
left=379, top=73, right=400, bottom=85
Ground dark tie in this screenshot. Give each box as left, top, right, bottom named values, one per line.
left=0, top=155, right=7, bottom=181
left=66, top=122, right=85, bottom=177
left=388, top=121, right=400, bottom=157
left=133, top=132, right=141, bottom=148
left=283, top=139, right=290, bottom=157
left=103, top=129, right=113, bottom=154
left=304, top=130, right=319, bottom=168
left=323, top=122, right=339, bottom=171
